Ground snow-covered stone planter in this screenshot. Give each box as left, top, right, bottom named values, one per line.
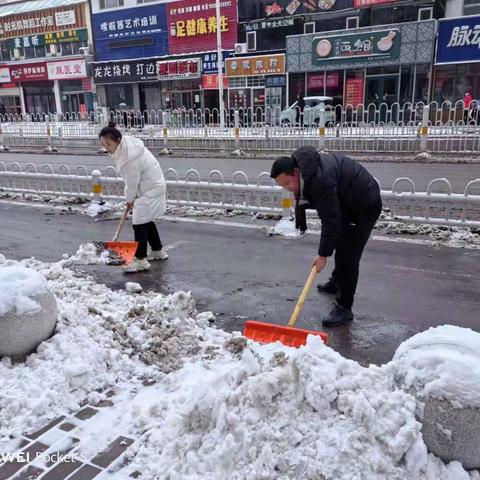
left=0, top=265, right=57, bottom=358
left=389, top=325, right=480, bottom=470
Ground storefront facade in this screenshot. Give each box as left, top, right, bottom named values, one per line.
left=225, top=53, right=286, bottom=111
left=286, top=19, right=436, bottom=107
left=434, top=15, right=480, bottom=104
left=0, top=0, right=93, bottom=115
left=91, top=0, right=237, bottom=112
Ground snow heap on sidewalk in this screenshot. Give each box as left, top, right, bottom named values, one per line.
left=0, top=255, right=479, bottom=480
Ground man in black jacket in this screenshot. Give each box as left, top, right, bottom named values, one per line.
left=270, top=146, right=382, bottom=326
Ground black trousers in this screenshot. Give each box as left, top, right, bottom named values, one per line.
left=133, top=222, right=162, bottom=259
left=329, top=199, right=382, bottom=309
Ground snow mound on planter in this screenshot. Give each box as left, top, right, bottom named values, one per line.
left=0, top=265, right=49, bottom=315
left=388, top=325, right=480, bottom=409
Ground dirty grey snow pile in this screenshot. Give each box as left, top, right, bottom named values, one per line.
left=0, top=255, right=479, bottom=480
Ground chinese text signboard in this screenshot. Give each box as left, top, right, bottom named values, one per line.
left=0, top=5, right=84, bottom=38
left=436, top=16, right=480, bottom=64
left=92, top=4, right=168, bottom=61
left=225, top=54, right=285, bottom=77
left=157, top=59, right=201, bottom=80
left=92, top=59, right=159, bottom=83
left=47, top=59, right=87, bottom=80
left=9, top=63, right=48, bottom=82
left=244, top=17, right=295, bottom=32
left=201, top=74, right=229, bottom=89
left=167, top=0, right=237, bottom=55
left=201, top=51, right=232, bottom=74
left=345, top=78, right=364, bottom=106
left=8, top=29, right=88, bottom=49
left=312, top=29, right=400, bottom=66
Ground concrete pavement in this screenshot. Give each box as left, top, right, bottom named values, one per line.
left=1, top=201, right=479, bottom=367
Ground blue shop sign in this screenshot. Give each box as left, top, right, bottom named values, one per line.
left=437, top=15, right=480, bottom=64
left=266, top=76, right=286, bottom=87
left=201, top=51, right=232, bottom=74
left=92, top=4, right=168, bottom=61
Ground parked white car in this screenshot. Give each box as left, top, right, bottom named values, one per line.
left=280, top=96, right=336, bottom=126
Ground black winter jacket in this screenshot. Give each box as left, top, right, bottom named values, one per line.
left=292, top=146, right=381, bottom=257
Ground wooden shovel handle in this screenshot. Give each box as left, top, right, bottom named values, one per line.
left=287, top=266, right=317, bottom=328
left=111, top=206, right=131, bottom=242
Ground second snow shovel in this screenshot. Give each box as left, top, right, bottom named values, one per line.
left=104, top=206, right=138, bottom=264
left=243, top=266, right=328, bottom=347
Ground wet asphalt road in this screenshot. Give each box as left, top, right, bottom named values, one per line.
left=1, top=201, right=479, bottom=367
left=1, top=152, right=480, bottom=192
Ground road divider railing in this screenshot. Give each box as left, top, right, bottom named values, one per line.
left=1, top=163, right=479, bottom=229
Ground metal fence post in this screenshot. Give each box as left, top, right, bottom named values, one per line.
left=159, top=111, right=172, bottom=155
left=417, top=105, right=431, bottom=159
left=0, top=123, right=10, bottom=151
left=232, top=110, right=243, bottom=156
left=318, top=107, right=326, bottom=153
left=91, top=169, right=104, bottom=204
left=44, top=116, right=58, bottom=153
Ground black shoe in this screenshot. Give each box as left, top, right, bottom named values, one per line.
left=322, top=304, right=354, bottom=327
left=317, top=280, right=338, bottom=295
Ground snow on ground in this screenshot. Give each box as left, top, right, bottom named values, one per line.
left=0, top=255, right=479, bottom=479
left=267, top=218, right=302, bottom=237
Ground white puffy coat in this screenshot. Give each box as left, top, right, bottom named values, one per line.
left=111, top=136, right=166, bottom=225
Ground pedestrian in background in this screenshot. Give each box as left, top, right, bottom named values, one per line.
left=99, top=122, right=168, bottom=273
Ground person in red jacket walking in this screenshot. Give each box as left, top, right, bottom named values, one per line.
left=464, top=91, right=473, bottom=123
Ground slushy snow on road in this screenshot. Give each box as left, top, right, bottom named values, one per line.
left=0, top=255, right=479, bottom=480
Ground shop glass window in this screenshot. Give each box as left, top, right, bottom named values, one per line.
left=288, top=73, right=305, bottom=105
left=433, top=66, right=454, bottom=104
left=0, top=42, right=9, bottom=61
left=399, top=66, right=414, bottom=104
left=418, top=7, right=433, bottom=20
left=414, top=64, right=429, bottom=103
left=24, top=46, right=36, bottom=59
left=307, top=72, right=325, bottom=96
left=325, top=71, right=344, bottom=107
left=346, top=17, right=359, bottom=29
left=246, top=31, right=256, bottom=51
left=100, top=0, right=124, bottom=9
left=62, top=43, right=74, bottom=56
left=106, top=84, right=134, bottom=110
left=71, top=42, right=84, bottom=55
left=464, top=0, right=480, bottom=15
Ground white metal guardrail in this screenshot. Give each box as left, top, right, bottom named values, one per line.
left=1, top=162, right=479, bottom=228
left=1, top=101, right=480, bottom=154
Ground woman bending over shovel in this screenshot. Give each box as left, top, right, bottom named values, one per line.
left=99, top=122, right=168, bottom=273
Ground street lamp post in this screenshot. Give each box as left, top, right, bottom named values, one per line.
left=215, top=0, right=225, bottom=129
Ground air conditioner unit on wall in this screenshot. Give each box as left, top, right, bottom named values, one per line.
left=234, top=43, right=247, bottom=54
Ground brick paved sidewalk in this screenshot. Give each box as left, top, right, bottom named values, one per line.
left=0, top=385, right=150, bottom=480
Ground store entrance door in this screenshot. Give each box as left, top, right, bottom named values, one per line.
left=366, top=76, right=399, bottom=106
left=251, top=87, right=265, bottom=123
left=63, top=92, right=85, bottom=113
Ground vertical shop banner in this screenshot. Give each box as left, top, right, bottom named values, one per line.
left=436, top=16, right=480, bottom=64
left=345, top=78, right=364, bottom=106
left=92, top=4, right=168, bottom=61
left=167, top=0, right=237, bottom=54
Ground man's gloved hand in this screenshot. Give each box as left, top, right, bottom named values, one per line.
left=295, top=203, right=307, bottom=233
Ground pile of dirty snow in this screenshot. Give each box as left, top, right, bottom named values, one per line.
left=0, top=255, right=479, bottom=480
left=62, top=241, right=124, bottom=266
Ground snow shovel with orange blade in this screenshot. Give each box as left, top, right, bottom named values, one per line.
left=104, top=206, right=138, bottom=264
left=243, top=266, right=328, bottom=347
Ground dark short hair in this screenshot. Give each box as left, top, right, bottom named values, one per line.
left=270, top=156, right=296, bottom=178
left=98, top=122, right=122, bottom=142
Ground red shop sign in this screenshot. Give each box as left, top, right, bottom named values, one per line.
left=345, top=78, right=364, bottom=107
left=9, top=62, right=48, bottom=82
left=167, top=0, right=237, bottom=55
left=201, top=74, right=228, bottom=89
left=157, top=59, right=200, bottom=80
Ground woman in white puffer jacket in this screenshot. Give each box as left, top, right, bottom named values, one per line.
left=99, top=122, right=168, bottom=273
